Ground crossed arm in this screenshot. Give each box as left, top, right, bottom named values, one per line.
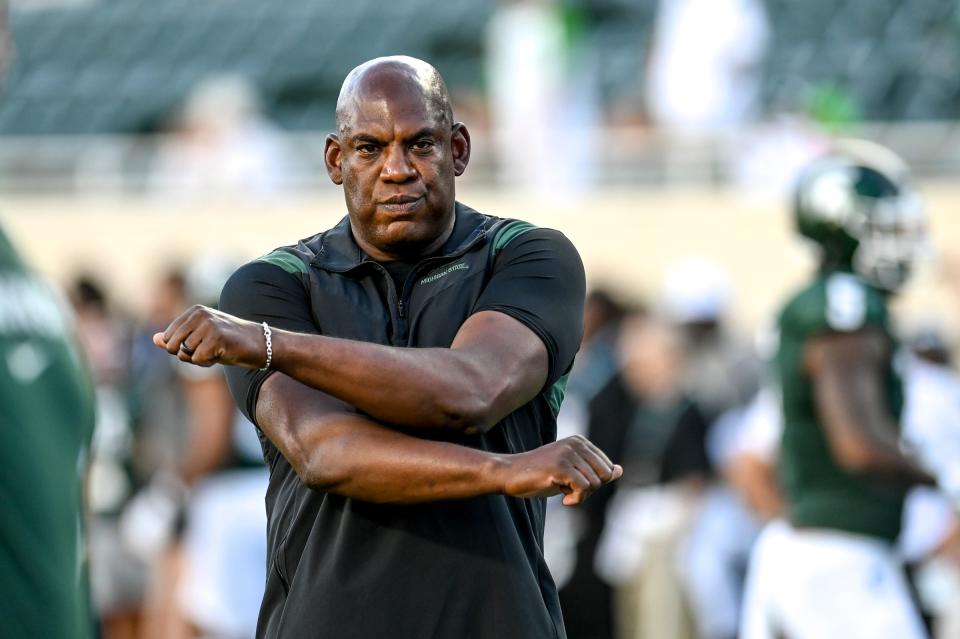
left=153, top=304, right=622, bottom=505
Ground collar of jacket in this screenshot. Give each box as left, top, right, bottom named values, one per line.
left=310, top=201, right=495, bottom=274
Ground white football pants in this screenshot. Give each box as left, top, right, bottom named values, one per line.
left=740, top=519, right=927, bottom=639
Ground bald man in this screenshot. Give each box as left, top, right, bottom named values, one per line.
left=154, top=57, right=621, bottom=638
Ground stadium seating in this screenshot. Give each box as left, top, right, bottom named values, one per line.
left=1, top=0, right=957, bottom=135
left=2, top=0, right=496, bottom=134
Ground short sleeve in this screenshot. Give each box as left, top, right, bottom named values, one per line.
left=219, top=258, right=318, bottom=425
left=473, top=227, right=586, bottom=386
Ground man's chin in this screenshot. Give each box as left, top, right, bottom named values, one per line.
left=376, top=225, right=446, bottom=260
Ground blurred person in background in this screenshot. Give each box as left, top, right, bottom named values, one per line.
left=689, top=376, right=782, bottom=639
left=659, top=259, right=763, bottom=639
left=661, top=258, right=760, bottom=426
left=149, top=74, right=300, bottom=199
left=741, top=141, right=934, bottom=639
left=554, top=288, right=635, bottom=639
left=593, top=315, right=711, bottom=639
left=730, top=327, right=960, bottom=638
left=646, top=0, right=769, bottom=182
left=899, top=327, right=960, bottom=638
left=566, top=288, right=634, bottom=403
left=709, top=385, right=784, bottom=526
left=70, top=276, right=130, bottom=389
left=68, top=276, right=145, bottom=639
left=122, top=268, right=192, bottom=638
left=123, top=259, right=266, bottom=639
left=172, top=257, right=267, bottom=639
left=646, top=0, right=768, bottom=133
left=0, top=5, right=96, bottom=635
left=486, top=0, right=599, bottom=198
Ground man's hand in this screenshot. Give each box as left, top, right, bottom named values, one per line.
left=153, top=305, right=267, bottom=368
left=499, top=435, right=624, bottom=506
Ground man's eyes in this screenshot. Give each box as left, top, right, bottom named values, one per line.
left=354, top=140, right=435, bottom=154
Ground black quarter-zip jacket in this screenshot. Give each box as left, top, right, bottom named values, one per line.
left=219, top=202, right=586, bottom=638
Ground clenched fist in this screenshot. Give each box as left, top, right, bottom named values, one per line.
left=153, top=304, right=269, bottom=368
left=499, top=435, right=623, bottom=506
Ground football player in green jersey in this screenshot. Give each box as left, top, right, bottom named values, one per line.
left=0, top=7, right=97, bottom=637
left=740, top=140, right=935, bottom=639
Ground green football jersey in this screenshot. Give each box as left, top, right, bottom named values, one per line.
left=0, top=225, right=95, bottom=637
left=776, top=268, right=906, bottom=542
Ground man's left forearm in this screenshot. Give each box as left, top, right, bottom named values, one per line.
left=156, top=306, right=549, bottom=433
left=270, top=311, right=546, bottom=433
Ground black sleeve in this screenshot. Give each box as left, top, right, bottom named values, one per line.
left=473, top=228, right=586, bottom=386
left=218, top=260, right=318, bottom=426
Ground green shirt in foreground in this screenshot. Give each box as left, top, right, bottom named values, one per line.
left=0, top=226, right=95, bottom=638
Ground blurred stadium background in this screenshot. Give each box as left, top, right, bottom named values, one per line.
left=2, top=0, right=960, bottom=638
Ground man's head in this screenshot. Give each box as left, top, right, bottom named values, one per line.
left=324, top=56, right=470, bottom=261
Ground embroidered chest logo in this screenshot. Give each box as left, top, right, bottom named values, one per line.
left=420, top=262, right=469, bottom=285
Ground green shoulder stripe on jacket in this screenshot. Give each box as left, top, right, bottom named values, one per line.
left=491, top=220, right=537, bottom=255
left=546, top=373, right=569, bottom=417
left=256, top=249, right=308, bottom=275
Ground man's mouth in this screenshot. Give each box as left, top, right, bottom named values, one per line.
left=379, top=195, right=425, bottom=213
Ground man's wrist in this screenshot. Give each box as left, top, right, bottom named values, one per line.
left=264, top=326, right=292, bottom=372
left=484, top=453, right=512, bottom=496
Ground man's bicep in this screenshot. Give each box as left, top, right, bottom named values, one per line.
left=472, top=227, right=586, bottom=385
left=451, top=310, right=550, bottom=415
left=219, top=259, right=318, bottom=424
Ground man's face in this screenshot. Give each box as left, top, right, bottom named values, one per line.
left=324, top=83, right=470, bottom=261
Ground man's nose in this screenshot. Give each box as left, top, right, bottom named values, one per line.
left=380, top=145, right=417, bottom=182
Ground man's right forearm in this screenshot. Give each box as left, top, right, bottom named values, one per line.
left=255, top=375, right=510, bottom=503
left=255, top=373, right=620, bottom=505
left=287, top=411, right=509, bottom=504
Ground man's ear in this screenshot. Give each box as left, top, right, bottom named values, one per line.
left=451, top=123, right=471, bottom=177
left=324, top=134, right=343, bottom=185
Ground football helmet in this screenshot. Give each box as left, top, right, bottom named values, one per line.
left=793, top=139, right=926, bottom=291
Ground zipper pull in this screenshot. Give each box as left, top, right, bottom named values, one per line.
left=398, top=299, right=405, bottom=318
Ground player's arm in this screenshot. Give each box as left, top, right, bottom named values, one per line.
left=806, top=328, right=935, bottom=485
left=155, top=229, right=584, bottom=434
left=258, top=373, right=621, bottom=505
left=176, top=371, right=234, bottom=484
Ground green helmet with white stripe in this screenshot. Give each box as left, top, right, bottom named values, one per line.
left=793, top=139, right=925, bottom=291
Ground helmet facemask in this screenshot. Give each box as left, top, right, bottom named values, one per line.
left=850, top=190, right=926, bottom=292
